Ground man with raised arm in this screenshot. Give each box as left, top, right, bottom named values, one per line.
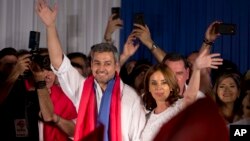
left=36, top=1, right=145, bottom=141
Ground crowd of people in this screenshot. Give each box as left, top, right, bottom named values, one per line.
left=0, top=0, right=249, bottom=141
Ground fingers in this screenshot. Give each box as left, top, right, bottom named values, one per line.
left=210, top=59, right=223, bottom=69
left=37, top=0, right=46, bottom=10
left=210, top=65, right=219, bottom=69
left=36, top=0, right=42, bottom=13
left=211, top=58, right=223, bottom=62
left=209, top=54, right=223, bottom=69
left=127, top=34, right=136, bottom=41
left=134, top=43, right=140, bottom=50
left=132, top=28, right=148, bottom=38
left=36, top=0, right=56, bottom=14
left=131, top=31, right=141, bottom=38
left=18, top=54, right=31, bottom=60
left=114, top=19, right=123, bottom=27
left=209, top=53, right=221, bottom=58
left=133, top=24, right=146, bottom=30
left=109, top=14, right=118, bottom=21
left=210, top=54, right=223, bottom=65
left=108, top=14, right=123, bottom=25
left=126, top=37, right=135, bottom=45
left=52, top=2, right=58, bottom=14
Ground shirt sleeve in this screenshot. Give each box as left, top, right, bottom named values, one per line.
left=121, top=83, right=146, bottom=141
left=51, top=54, right=85, bottom=111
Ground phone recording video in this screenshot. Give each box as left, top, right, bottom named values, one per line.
left=133, top=13, right=145, bottom=29
left=111, top=7, right=120, bottom=20
left=215, top=23, right=236, bottom=35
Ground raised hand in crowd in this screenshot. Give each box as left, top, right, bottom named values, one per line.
left=184, top=47, right=223, bottom=106
left=36, top=0, right=57, bottom=28
left=14, top=54, right=31, bottom=76
left=204, top=21, right=221, bottom=44
left=188, top=21, right=223, bottom=97
left=36, top=0, right=63, bottom=69
left=132, top=24, right=154, bottom=48
left=104, top=14, right=123, bottom=43
left=194, top=49, right=223, bottom=70
left=132, top=24, right=166, bottom=62
left=119, top=34, right=139, bottom=67
left=200, top=21, right=221, bottom=53
left=0, top=53, right=31, bottom=103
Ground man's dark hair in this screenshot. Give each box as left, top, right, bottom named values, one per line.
left=67, top=52, right=89, bottom=65
left=0, top=47, right=17, bottom=59
left=90, top=43, right=119, bottom=63
left=67, top=52, right=88, bottom=61
left=161, top=52, right=189, bottom=69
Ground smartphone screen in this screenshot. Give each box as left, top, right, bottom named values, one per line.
left=111, top=7, right=120, bottom=20
left=215, top=23, right=236, bottom=35
left=133, top=13, right=145, bottom=29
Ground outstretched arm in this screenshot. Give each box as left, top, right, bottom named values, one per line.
left=119, top=34, right=139, bottom=67
left=36, top=0, right=63, bottom=70
left=104, top=14, right=123, bottom=43
left=31, top=63, right=75, bottom=137
left=36, top=84, right=76, bottom=136
left=184, top=48, right=223, bottom=106
left=199, top=21, right=221, bottom=54
left=132, top=24, right=166, bottom=62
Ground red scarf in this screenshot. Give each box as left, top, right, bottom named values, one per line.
left=74, top=74, right=122, bottom=141
left=43, top=85, right=77, bottom=141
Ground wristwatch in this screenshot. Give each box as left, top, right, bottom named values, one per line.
left=151, top=43, right=158, bottom=51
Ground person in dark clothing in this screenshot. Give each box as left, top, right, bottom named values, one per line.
left=0, top=51, right=40, bottom=141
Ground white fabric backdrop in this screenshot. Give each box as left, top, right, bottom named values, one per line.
left=0, top=0, right=121, bottom=55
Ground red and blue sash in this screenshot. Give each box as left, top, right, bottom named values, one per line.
left=74, top=74, right=122, bottom=141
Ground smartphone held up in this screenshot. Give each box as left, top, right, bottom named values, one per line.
left=215, top=23, right=236, bottom=35
left=111, top=7, right=120, bottom=20
left=133, top=13, right=145, bottom=29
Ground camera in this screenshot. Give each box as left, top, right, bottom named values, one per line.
left=22, top=31, right=51, bottom=79
left=28, top=31, right=51, bottom=70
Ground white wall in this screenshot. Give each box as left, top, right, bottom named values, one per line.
left=0, top=0, right=121, bottom=55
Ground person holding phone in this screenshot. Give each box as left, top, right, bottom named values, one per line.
left=133, top=21, right=221, bottom=98
left=104, top=9, right=140, bottom=71
left=104, top=8, right=123, bottom=43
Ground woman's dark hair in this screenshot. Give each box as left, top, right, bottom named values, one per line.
left=127, top=59, right=151, bottom=88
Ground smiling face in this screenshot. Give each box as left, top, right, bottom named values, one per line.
left=143, top=64, right=180, bottom=111
left=91, top=51, right=117, bottom=88
left=216, top=77, right=240, bottom=104
left=149, top=70, right=172, bottom=104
